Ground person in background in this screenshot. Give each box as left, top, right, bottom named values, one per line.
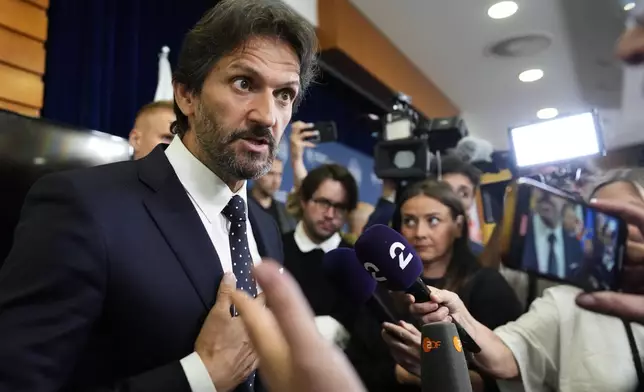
left=558, top=3, right=644, bottom=323
left=387, top=175, right=644, bottom=392
left=128, top=100, right=176, bottom=160
left=283, top=163, right=357, bottom=322
left=365, top=155, right=485, bottom=255
left=385, top=180, right=522, bottom=391
left=289, top=120, right=317, bottom=189
left=344, top=201, right=375, bottom=244
left=250, top=158, right=296, bottom=234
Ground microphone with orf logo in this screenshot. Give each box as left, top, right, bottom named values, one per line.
left=421, top=322, right=473, bottom=392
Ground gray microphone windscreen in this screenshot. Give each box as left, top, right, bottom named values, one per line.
left=421, top=322, right=473, bottom=392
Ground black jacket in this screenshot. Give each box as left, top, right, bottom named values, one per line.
left=0, top=145, right=283, bottom=392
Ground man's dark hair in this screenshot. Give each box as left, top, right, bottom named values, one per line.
left=299, top=164, right=359, bottom=211
left=171, top=0, right=319, bottom=137
left=436, top=155, right=482, bottom=189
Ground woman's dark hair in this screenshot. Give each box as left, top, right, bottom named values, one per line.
left=392, top=180, right=479, bottom=292
left=300, top=164, right=359, bottom=212
left=171, top=0, right=319, bottom=137
left=589, top=168, right=643, bottom=201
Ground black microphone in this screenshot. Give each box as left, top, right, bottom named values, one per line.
left=323, top=248, right=399, bottom=324
left=421, top=322, right=473, bottom=392
left=355, top=224, right=481, bottom=353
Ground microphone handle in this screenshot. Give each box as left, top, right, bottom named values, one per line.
left=406, top=278, right=481, bottom=354
left=366, top=291, right=399, bottom=324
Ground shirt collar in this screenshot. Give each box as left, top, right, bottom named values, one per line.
left=165, top=136, right=248, bottom=224
left=293, top=221, right=342, bottom=254
left=534, top=214, right=562, bottom=240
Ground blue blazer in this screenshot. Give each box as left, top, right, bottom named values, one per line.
left=0, top=145, right=283, bottom=392
left=522, top=215, right=584, bottom=279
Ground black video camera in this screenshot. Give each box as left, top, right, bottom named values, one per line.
left=373, top=93, right=468, bottom=180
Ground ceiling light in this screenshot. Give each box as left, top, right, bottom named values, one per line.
left=488, top=1, right=519, bottom=19
left=519, top=69, right=544, bottom=82
left=624, top=2, right=636, bottom=11
left=537, top=108, right=558, bottom=119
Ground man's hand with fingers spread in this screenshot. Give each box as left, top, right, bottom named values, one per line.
left=575, top=199, right=644, bottom=324
left=231, top=260, right=367, bottom=392
left=194, top=273, right=258, bottom=392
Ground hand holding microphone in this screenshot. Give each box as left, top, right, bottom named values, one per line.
left=323, top=248, right=400, bottom=324
left=406, top=286, right=473, bottom=328
left=231, top=261, right=367, bottom=392
left=354, top=224, right=480, bottom=353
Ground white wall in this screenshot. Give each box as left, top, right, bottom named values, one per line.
left=279, top=0, right=318, bottom=27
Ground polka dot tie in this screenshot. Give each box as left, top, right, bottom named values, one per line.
left=222, top=195, right=257, bottom=391
left=222, top=195, right=258, bottom=308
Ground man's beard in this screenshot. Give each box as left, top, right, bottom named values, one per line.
left=193, top=101, right=277, bottom=181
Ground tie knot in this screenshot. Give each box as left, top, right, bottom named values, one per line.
left=548, top=233, right=556, bottom=244
left=223, top=195, right=246, bottom=222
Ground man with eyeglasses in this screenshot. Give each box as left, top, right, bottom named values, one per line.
left=283, top=163, right=358, bottom=323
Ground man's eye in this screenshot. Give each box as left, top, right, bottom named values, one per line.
left=233, top=78, right=251, bottom=91
left=278, top=90, right=294, bottom=102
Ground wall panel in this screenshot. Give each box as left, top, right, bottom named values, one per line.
left=0, top=0, right=48, bottom=116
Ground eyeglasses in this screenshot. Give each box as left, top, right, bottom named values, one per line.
left=310, top=198, right=349, bottom=217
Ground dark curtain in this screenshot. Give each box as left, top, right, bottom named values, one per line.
left=43, top=0, right=215, bottom=139
left=294, top=71, right=382, bottom=157
left=43, top=0, right=380, bottom=156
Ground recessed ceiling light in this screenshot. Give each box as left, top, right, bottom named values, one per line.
left=488, top=1, right=519, bottom=19
left=537, top=108, right=558, bottom=119
left=624, top=2, right=636, bottom=11
left=519, top=69, right=544, bottom=82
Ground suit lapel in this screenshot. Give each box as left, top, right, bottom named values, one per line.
left=139, top=146, right=223, bottom=309
left=248, top=198, right=269, bottom=258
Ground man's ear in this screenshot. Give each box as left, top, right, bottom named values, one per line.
left=174, top=82, right=196, bottom=118
left=454, top=215, right=465, bottom=239
left=128, top=128, right=140, bottom=148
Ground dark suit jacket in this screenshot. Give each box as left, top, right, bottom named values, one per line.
left=248, top=196, right=295, bottom=234
left=522, top=215, right=584, bottom=278
left=0, top=146, right=284, bottom=392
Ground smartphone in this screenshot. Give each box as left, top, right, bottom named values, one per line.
left=303, top=121, right=338, bottom=143
left=500, top=177, right=627, bottom=291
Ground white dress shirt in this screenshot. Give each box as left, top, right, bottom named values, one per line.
left=293, top=221, right=342, bottom=254
left=495, top=285, right=644, bottom=392
left=532, top=215, right=565, bottom=278
left=165, top=137, right=262, bottom=392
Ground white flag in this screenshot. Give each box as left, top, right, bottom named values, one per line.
left=154, top=46, right=173, bottom=102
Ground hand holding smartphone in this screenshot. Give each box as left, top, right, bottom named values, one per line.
left=302, top=121, right=338, bottom=144
left=500, top=177, right=627, bottom=291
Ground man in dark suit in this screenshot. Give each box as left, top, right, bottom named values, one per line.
left=522, top=189, right=585, bottom=279
left=0, top=1, right=318, bottom=391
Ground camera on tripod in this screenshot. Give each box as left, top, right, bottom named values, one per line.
left=374, top=92, right=468, bottom=180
